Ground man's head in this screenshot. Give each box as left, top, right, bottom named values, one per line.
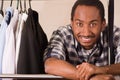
left=71, top=0, right=106, bottom=49
left=71, top=0, right=105, bottom=21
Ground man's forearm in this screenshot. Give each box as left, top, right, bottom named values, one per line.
left=44, top=58, right=78, bottom=80
left=102, top=63, right=120, bottom=75
left=89, top=74, right=115, bottom=80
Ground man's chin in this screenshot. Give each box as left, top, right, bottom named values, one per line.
left=80, top=43, right=93, bottom=49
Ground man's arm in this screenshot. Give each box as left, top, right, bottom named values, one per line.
left=44, top=57, right=78, bottom=80
left=76, top=63, right=120, bottom=80
left=104, top=63, right=120, bottom=75
left=44, top=58, right=119, bottom=80
left=89, top=74, right=115, bottom=80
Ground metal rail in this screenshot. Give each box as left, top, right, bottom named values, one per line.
left=0, top=74, right=66, bottom=79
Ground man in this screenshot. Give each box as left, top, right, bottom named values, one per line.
left=44, top=0, right=120, bottom=80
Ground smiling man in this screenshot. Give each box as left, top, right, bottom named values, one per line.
left=44, top=0, right=120, bottom=80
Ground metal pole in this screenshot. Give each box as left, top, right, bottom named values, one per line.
left=108, top=0, right=114, bottom=65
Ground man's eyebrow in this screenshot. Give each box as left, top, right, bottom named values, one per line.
left=90, top=20, right=98, bottom=23
left=74, top=19, right=98, bottom=23
left=75, top=19, right=83, bottom=22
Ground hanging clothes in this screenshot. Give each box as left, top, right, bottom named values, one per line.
left=0, top=13, right=3, bottom=28
left=15, top=13, right=28, bottom=70
left=0, top=7, right=13, bottom=74
left=2, top=9, right=19, bottom=75
left=0, top=0, right=4, bottom=16
left=17, top=8, right=48, bottom=74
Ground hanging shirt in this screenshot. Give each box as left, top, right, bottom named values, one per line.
left=0, top=9, right=4, bottom=27
left=2, top=9, right=19, bottom=75
left=0, top=9, right=4, bottom=17
left=15, top=13, right=22, bottom=40
left=17, top=8, right=48, bottom=74
left=0, top=7, right=13, bottom=74
left=15, top=13, right=28, bottom=70
left=0, top=13, right=3, bottom=28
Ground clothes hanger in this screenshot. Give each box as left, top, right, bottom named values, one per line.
left=29, top=0, right=32, bottom=8
left=17, top=0, right=20, bottom=9
left=0, top=0, right=4, bottom=16
left=19, top=0, right=23, bottom=13
left=23, top=0, right=27, bottom=13
left=10, top=0, right=13, bottom=7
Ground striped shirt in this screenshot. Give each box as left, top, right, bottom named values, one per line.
left=44, top=24, right=120, bottom=66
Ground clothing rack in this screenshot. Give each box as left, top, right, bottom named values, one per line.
left=108, top=0, right=114, bottom=65
left=0, top=74, right=64, bottom=79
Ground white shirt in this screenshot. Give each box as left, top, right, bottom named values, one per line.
left=0, top=7, right=13, bottom=74
left=15, top=13, right=28, bottom=69
left=2, top=9, right=19, bottom=74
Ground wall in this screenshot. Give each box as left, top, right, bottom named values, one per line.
left=1, top=0, right=120, bottom=40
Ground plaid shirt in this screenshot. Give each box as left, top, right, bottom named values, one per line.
left=44, top=24, right=120, bottom=66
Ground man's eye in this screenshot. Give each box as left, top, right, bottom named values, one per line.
left=90, top=23, right=97, bottom=27
left=76, top=23, right=83, bottom=27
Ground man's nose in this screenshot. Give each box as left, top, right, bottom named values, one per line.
left=82, top=26, right=90, bottom=36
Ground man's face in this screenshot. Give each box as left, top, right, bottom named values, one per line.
left=71, top=5, right=106, bottom=49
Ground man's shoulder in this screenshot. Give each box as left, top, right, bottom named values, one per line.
left=57, top=24, right=72, bottom=31
left=105, top=25, right=120, bottom=31
left=55, top=24, right=73, bottom=35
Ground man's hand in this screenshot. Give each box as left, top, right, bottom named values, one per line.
left=76, top=62, right=107, bottom=80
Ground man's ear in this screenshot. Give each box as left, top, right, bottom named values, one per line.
left=71, top=20, right=73, bottom=26
left=71, top=20, right=74, bottom=30
left=101, top=19, right=107, bottom=31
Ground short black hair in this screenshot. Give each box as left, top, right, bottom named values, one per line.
left=71, top=0, right=105, bottom=21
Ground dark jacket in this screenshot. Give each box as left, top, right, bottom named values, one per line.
left=17, top=8, right=48, bottom=74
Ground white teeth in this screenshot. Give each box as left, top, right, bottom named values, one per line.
left=81, top=37, right=91, bottom=42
